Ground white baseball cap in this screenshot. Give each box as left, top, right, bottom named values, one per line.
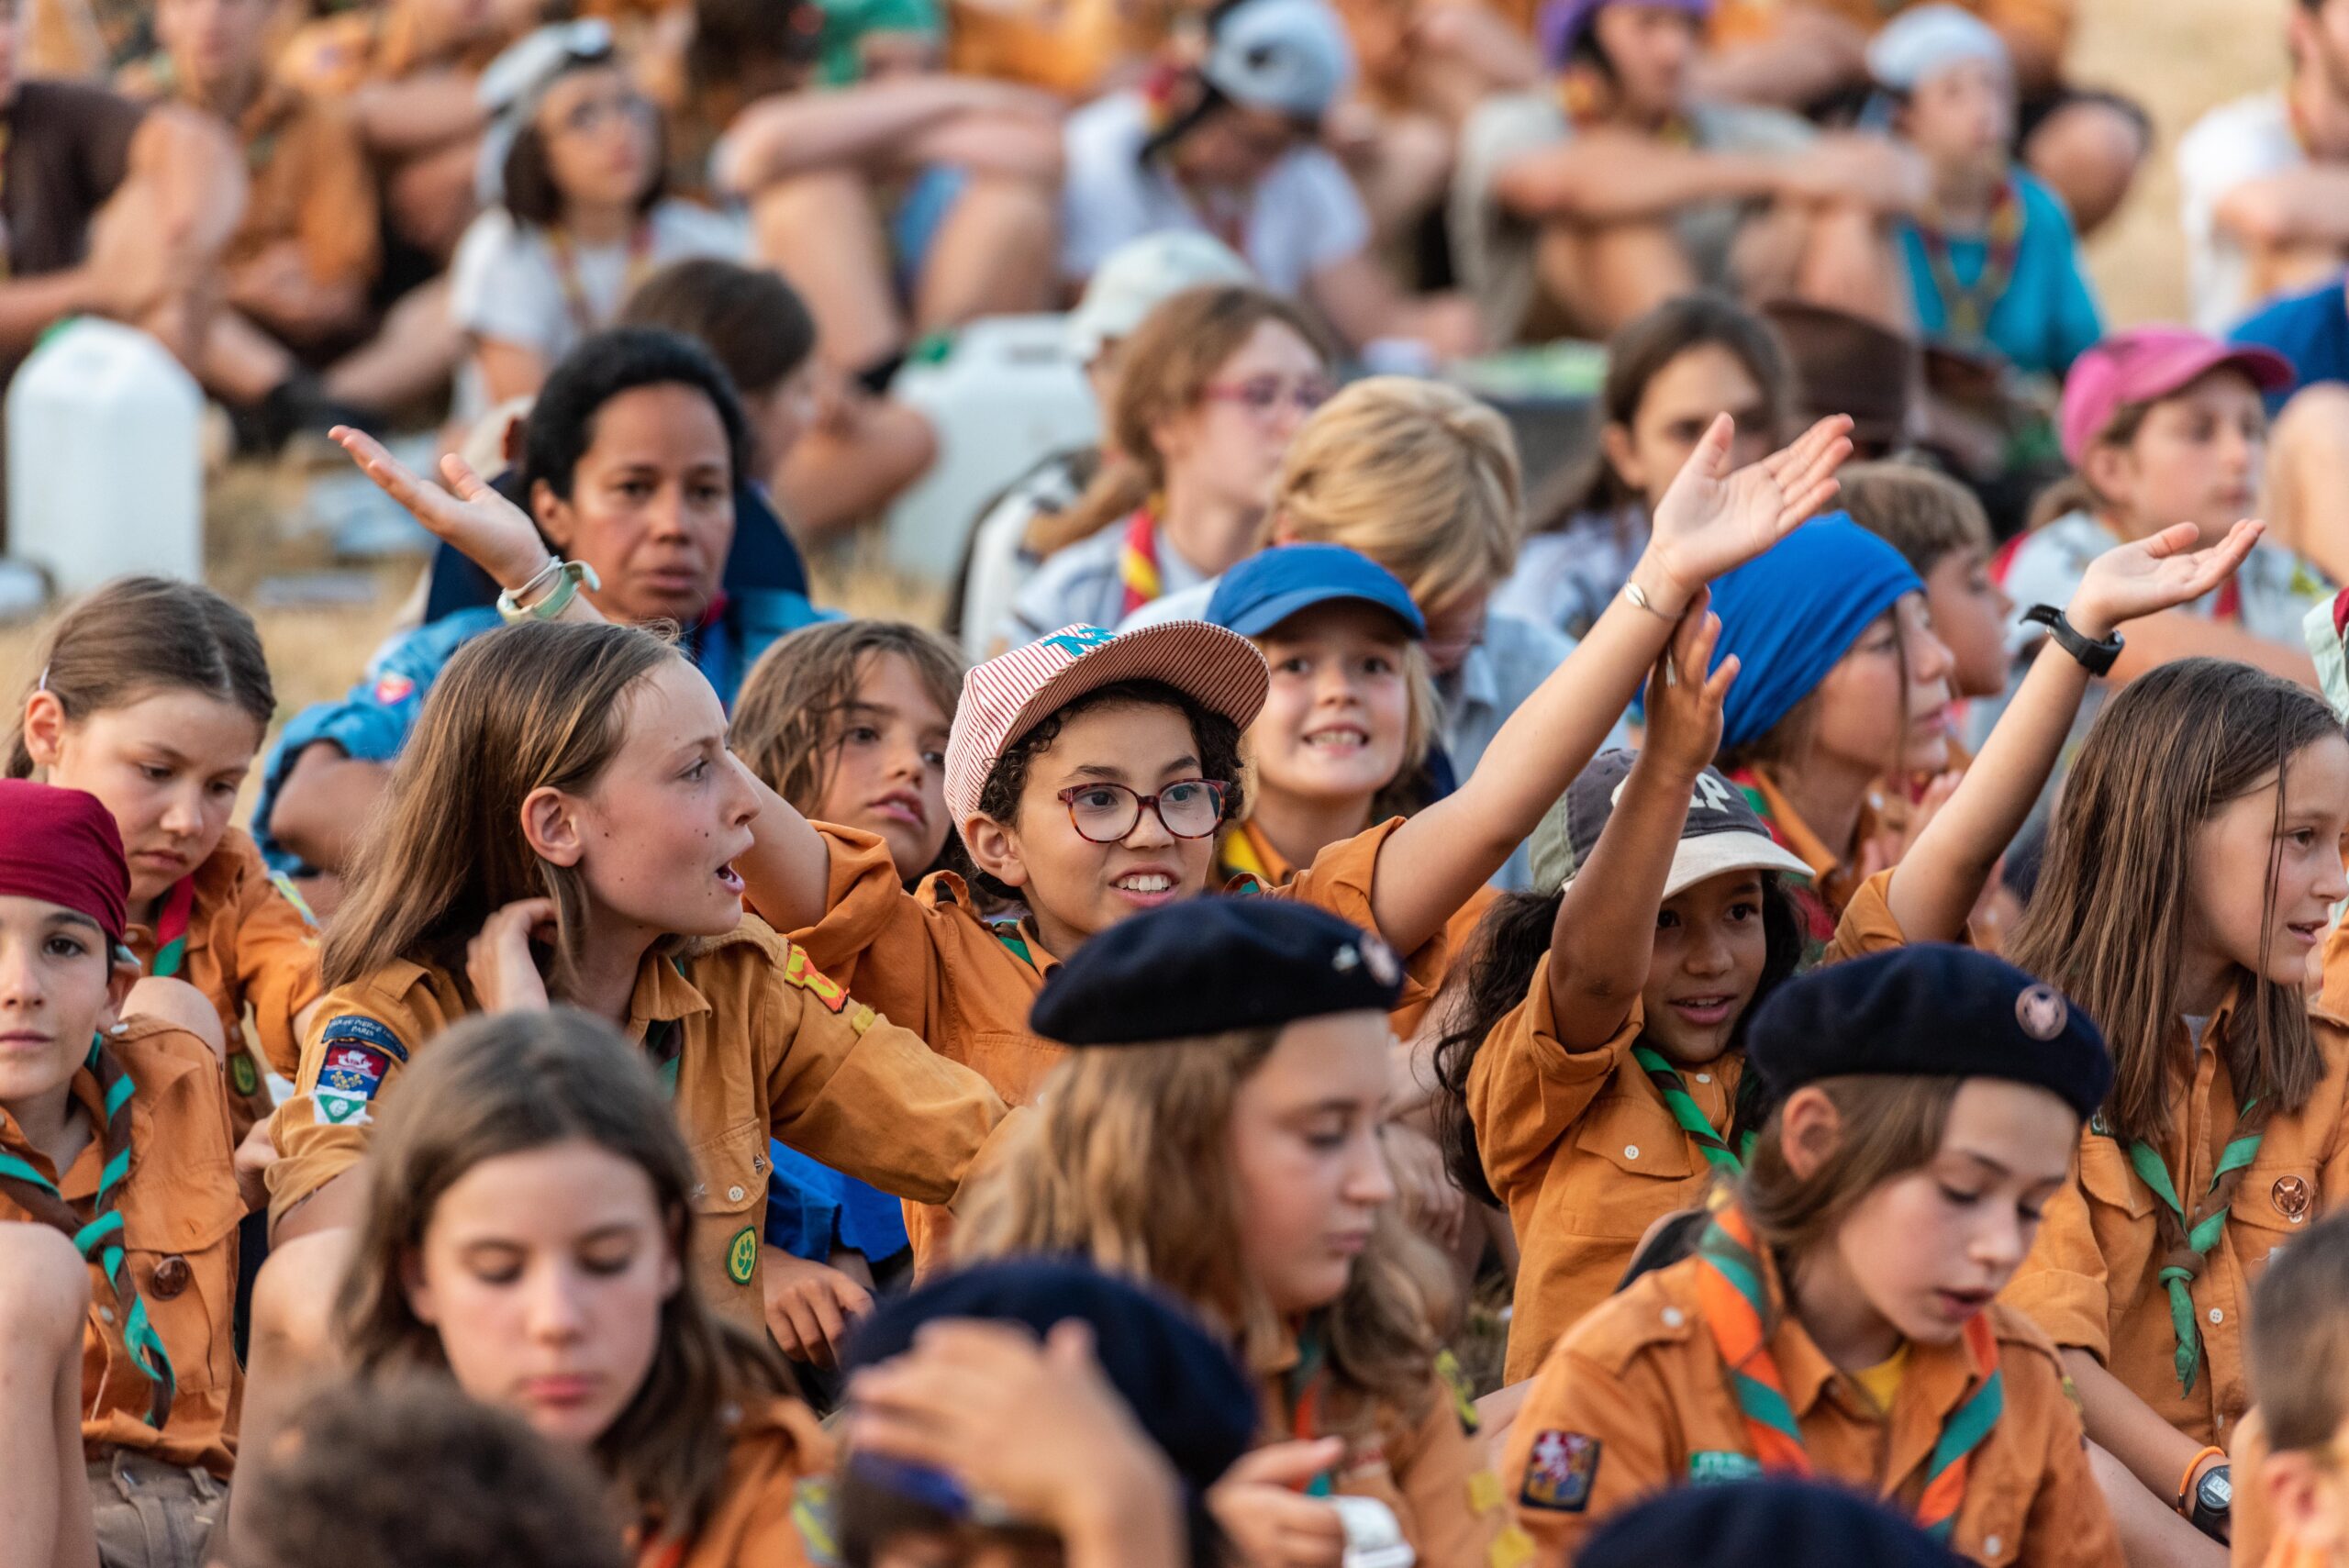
left=1201, top=0, right=1354, bottom=124
left=1866, top=4, right=2009, bottom=91
left=1067, top=233, right=1256, bottom=363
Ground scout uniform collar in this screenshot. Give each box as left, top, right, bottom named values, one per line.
left=1631, top=1033, right=1748, bottom=1174
left=1217, top=817, right=1296, bottom=893
left=0, top=1035, right=176, bottom=1426
left=628, top=948, right=708, bottom=1097
left=1691, top=1195, right=2002, bottom=1540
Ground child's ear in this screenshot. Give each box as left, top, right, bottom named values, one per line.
left=401, top=1248, right=440, bottom=1326
left=961, top=813, right=1030, bottom=890
left=1600, top=420, right=1646, bottom=496
left=20, top=689, right=69, bottom=771
left=1777, top=1086, right=1844, bottom=1181
left=519, top=787, right=587, bottom=868
left=2080, top=441, right=2134, bottom=511
left=96, top=954, right=139, bottom=1033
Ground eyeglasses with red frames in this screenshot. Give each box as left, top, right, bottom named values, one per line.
left=1200, top=376, right=1337, bottom=420
left=1054, top=779, right=1230, bottom=843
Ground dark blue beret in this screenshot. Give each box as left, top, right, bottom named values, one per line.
left=842, top=1258, right=1257, bottom=1496
left=1578, top=1478, right=1968, bottom=1568
left=1029, top=896, right=1404, bottom=1046
left=1747, top=943, right=2112, bottom=1121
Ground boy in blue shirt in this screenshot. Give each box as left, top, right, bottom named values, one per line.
left=1875, top=6, right=2103, bottom=379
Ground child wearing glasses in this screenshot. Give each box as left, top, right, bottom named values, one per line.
left=999, top=285, right=1336, bottom=651
left=743, top=411, right=1855, bottom=1265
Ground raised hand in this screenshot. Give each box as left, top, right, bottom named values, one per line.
left=1643, top=415, right=1854, bottom=608
left=2067, top=519, right=2266, bottom=640
left=330, top=427, right=551, bottom=595
left=1640, top=592, right=1737, bottom=778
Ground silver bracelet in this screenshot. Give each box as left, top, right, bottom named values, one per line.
left=508, top=554, right=564, bottom=608
left=1621, top=578, right=1682, bottom=621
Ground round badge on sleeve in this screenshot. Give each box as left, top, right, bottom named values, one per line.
left=727, top=1226, right=759, bottom=1284
left=2015, top=984, right=2067, bottom=1040
left=231, top=1054, right=261, bottom=1097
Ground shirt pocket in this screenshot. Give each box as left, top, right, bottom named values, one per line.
left=2076, top=1138, right=2154, bottom=1221
left=1559, top=1095, right=1699, bottom=1240
left=2231, top=1159, right=2318, bottom=1278
left=685, top=1118, right=772, bottom=1300
left=125, top=1173, right=242, bottom=1397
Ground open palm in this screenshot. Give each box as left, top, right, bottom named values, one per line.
left=2071, top=519, right=2266, bottom=639
left=1647, top=414, right=1854, bottom=599
left=330, top=425, right=550, bottom=593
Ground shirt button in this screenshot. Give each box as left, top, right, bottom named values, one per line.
left=1984, top=1537, right=2003, bottom=1558
left=149, top=1255, right=191, bottom=1300
left=727, top=1184, right=745, bottom=1203
left=1695, top=1073, right=1711, bottom=1084
left=1662, top=1307, right=1686, bottom=1329
left=1623, top=1145, right=1639, bottom=1160
left=2209, top=1308, right=2224, bottom=1326
left=690, top=1184, right=707, bottom=1201
left=98, top=1306, right=116, bottom=1325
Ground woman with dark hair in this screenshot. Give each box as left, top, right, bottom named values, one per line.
left=257, top=327, right=822, bottom=884
left=451, top=22, right=750, bottom=406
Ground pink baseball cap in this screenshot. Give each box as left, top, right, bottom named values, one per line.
left=2058, top=327, right=2295, bottom=466
left=943, top=623, right=1271, bottom=828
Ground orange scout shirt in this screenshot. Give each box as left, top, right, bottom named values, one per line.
left=1258, top=1351, right=1531, bottom=1568
left=1215, top=816, right=1495, bottom=1042
left=266, top=917, right=1014, bottom=1335
left=666, top=1396, right=835, bottom=1568
left=1469, top=974, right=1746, bottom=1383
left=0, top=1018, right=244, bottom=1478
left=1501, top=1245, right=2118, bottom=1564
left=122, top=829, right=320, bottom=1124
left=1998, top=981, right=2349, bottom=1451
left=785, top=821, right=1450, bottom=1262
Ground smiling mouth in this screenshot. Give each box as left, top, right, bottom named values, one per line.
left=870, top=792, right=926, bottom=828
left=1303, top=727, right=1371, bottom=751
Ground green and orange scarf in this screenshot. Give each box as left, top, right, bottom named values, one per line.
left=1692, top=1197, right=2001, bottom=1541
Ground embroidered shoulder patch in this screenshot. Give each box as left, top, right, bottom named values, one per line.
left=781, top=946, right=852, bottom=1015
left=1520, top=1430, right=1600, bottom=1513
left=727, top=1226, right=759, bottom=1284
left=320, top=1015, right=409, bottom=1063
left=371, top=672, right=416, bottom=706
left=1688, top=1450, right=1765, bottom=1485
left=790, top=1475, right=841, bottom=1568
left=315, top=1041, right=395, bottom=1127
left=230, top=1053, right=261, bottom=1097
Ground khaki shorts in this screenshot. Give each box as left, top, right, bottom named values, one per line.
left=89, top=1451, right=227, bottom=1568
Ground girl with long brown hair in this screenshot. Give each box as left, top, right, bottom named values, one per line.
left=998, top=284, right=1333, bottom=649
left=262, top=618, right=1008, bottom=1277
left=336, top=1006, right=829, bottom=1566
left=956, top=896, right=1522, bottom=1568
left=1994, top=657, right=2349, bottom=1561
left=8, top=576, right=315, bottom=1139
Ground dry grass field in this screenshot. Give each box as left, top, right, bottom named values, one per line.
left=0, top=0, right=2290, bottom=764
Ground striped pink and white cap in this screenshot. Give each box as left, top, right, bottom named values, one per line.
left=944, top=622, right=1271, bottom=828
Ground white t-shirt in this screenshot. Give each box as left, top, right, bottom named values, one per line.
left=451, top=200, right=751, bottom=368
left=1059, top=91, right=1369, bottom=295
left=2178, top=91, right=2304, bottom=333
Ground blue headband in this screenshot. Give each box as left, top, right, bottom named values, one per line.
left=1709, top=515, right=1922, bottom=752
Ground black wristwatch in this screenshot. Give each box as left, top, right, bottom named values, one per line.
left=2189, top=1462, right=2232, bottom=1541
left=2021, top=604, right=2124, bottom=676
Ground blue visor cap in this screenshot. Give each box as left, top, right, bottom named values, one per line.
left=1206, top=543, right=1428, bottom=639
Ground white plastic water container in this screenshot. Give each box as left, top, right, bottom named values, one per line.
left=882, top=315, right=1097, bottom=585
left=7, top=318, right=204, bottom=595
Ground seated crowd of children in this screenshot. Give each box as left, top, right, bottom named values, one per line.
left=26, top=0, right=2349, bottom=1563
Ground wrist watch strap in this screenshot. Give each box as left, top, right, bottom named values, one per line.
left=2021, top=603, right=2124, bottom=677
